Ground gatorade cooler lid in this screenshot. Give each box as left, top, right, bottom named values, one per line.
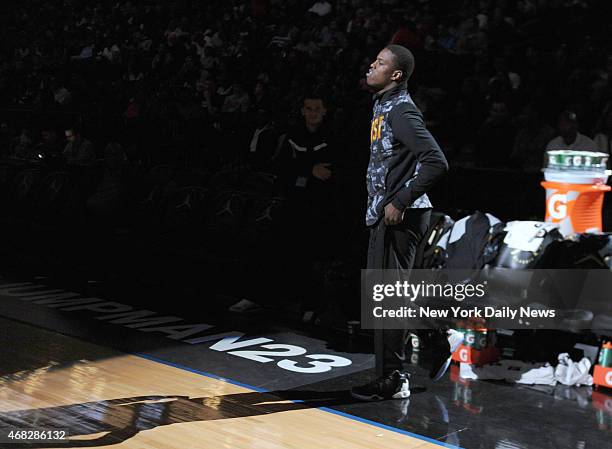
left=544, top=150, right=609, bottom=171
left=603, top=342, right=612, bottom=349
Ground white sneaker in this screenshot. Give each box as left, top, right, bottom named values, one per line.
left=350, top=371, right=411, bottom=401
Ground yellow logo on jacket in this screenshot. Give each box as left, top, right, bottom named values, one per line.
left=370, top=115, right=384, bottom=143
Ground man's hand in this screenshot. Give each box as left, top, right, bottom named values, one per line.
left=312, top=163, right=332, bottom=181
left=384, top=202, right=404, bottom=225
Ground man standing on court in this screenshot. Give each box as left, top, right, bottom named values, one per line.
left=351, top=45, right=457, bottom=401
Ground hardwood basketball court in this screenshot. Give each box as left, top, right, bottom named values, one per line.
left=1, top=317, right=445, bottom=448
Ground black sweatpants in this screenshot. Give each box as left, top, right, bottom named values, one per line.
left=367, top=207, right=431, bottom=377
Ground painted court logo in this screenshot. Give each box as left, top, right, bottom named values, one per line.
left=0, top=279, right=354, bottom=375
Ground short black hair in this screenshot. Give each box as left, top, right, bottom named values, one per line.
left=385, top=44, right=415, bottom=82
left=302, top=92, right=326, bottom=107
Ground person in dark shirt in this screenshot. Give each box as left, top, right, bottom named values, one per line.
left=63, top=126, right=96, bottom=167
left=278, top=93, right=337, bottom=318
left=280, top=95, right=334, bottom=190
left=351, top=45, right=462, bottom=402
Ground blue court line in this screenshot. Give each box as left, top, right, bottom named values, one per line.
left=134, top=352, right=463, bottom=449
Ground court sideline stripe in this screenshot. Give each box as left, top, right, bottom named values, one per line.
left=135, top=352, right=463, bottom=449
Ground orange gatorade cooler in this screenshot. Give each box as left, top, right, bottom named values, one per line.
left=541, top=150, right=611, bottom=236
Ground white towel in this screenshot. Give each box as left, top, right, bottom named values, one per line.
left=459, top=352, right=593, bottom=386
left=460, top=359, right=555, bottom=385
left=553, top=353, right=593, bottom=386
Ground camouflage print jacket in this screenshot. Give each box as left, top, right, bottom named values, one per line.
left=366, top=82, right=448, bottom=226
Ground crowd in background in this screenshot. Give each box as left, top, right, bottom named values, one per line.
left=1, top=0, right=612, bottom=169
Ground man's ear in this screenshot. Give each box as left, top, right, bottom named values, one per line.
left=391, top=70, right=403, bottom=82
